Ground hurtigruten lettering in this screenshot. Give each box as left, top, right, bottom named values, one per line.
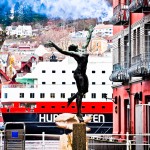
left=39, top=114, right=105, bottom=123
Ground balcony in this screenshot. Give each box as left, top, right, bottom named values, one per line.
left=129, top=0, right=150, bottom=13
left=109, top=62, right=129, bottom=82
left=111, top=3, right=129, bottom=25
left=128, top=53, right=150, bottom=77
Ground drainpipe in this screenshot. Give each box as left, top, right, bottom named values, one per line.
left=127, top=0, right=131, bottom=134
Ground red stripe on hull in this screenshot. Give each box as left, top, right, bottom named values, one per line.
left=1, top=102, right=113, bottom=114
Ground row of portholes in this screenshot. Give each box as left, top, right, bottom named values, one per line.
left=41, top=105, right=106, bottom=109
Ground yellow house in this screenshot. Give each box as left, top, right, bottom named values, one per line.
left=90, top=36, right=108, bottom=55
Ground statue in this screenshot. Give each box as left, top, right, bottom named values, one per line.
left=44, top=26, right=93, bottom=122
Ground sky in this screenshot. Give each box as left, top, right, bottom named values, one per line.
left=2, top=0, right=113, bottom=21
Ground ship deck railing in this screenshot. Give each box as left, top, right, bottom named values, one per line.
left=0, top=131, right=149, bottom=149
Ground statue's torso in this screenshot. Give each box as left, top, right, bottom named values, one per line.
left=74, top=53, right=89, bottom=75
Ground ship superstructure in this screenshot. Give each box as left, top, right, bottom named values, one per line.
left=1, top=53, right=113, bottom=134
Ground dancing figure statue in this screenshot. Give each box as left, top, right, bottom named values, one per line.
left=44, top=26, right=93, bottom=122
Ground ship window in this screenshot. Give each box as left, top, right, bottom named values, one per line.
left=61, top=93, right=65, bottom=98
left=72, top=106, right=75, bottom=108
left=102, top=106, right=105, bottom=109
left=102, top=82, right=105, bottom=85
left=42, top=82, right=46, bottom=84
left=102, top=93, right=107, bottom=98
left=30, top=93, right=34, bottom=98
left=92, top=70, right=95, bottom=73
left=82, top=106, right=85, bottom=108
left=40, top=93, right=45, bottom=98
left=41, top=106, right=45, bottom=108
left=72, top=82, right=75, bottom=84
left=42, top=70, right=46, bottom=73
left=20, top=93, right=24, bottom=98
left=71, top=93, right=76, bottom=97
left=92, top=82, right=95, bottom=85
left=51, top=106, right=55, bottom=108
left=52, top=70, right=56, bottom=73
left=4, top=93, right=7, bottom=98
left=91, top=93, right=96, bottom=98
left=26, top=103, right=36, bottom=108
left=50, top=93, right=55, bottom=98
left=20, top=103, right=25, bottom=108
left=62, top=106, right=65, bottom=108
left=102, top=70, right=105, bottom=73
left=62, top=70, right=66, bottom=73
left=52, top=82, right=56, bottom=84
left=92, top=106, right=95, bottom=108
left=62, top=82, right=66, bottom=84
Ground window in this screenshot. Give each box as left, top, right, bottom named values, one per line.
left=62, top=82, right=66, bottom=84
left=52, top=70, right=56, bottom=73
left=40, top=93, right=45, bottom=98
left=30, top=93, right=34, bottom=98
left=124, top=35, right=128, bottom=66
left=118, top=38, right=121, bottom=63
left=102, top=82, right=105, bottom=85
left=102, top=106, right=105, bottom=109
left=4, top=93, right=7, bottom=98
left=42, top=70, right=46, bottom=73
left=102, top=70, right=105, bottom=73
left=82, top=106, right=85, bottom=108
left=71, top=93, right=76, bottom=97
left=61, top=106, right=65, bottom=108
left=102, top=93, right=107, bottom=98
left=51, top=106, right=55, bottom=108
left=20, top=93, right=24, bottom=98
left=92, top=106, right=95, bottom=109
left=42, top=82, right=46, bottom=84
left=72, top=106, right=75, bottom=108
left=92, top=82, right=95, bottom=85
left=137, top=27, right=140, bottom=55
left=91, top=93, right=96, bottom=98
left=52, top=82, right=56, bottom=84
left=50, top=93, right=55, bottom=98
left=62, top=70, right=66, bottom=73
left=61, top=93, right=65, bottom=98
left=41, top=106, right=45, bottom=108
left=72, top=82, right=75, bottom=84
left=92, top=70, right=95, bottom=73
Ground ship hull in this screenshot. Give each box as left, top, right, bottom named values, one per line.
left=2, top=113, right=113, bottom=134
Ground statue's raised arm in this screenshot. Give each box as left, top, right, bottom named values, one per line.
left=44, top=41, right=79, bottom=57
left=82, top=25, right=94, bottom=50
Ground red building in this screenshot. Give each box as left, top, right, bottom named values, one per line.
left=110, top=0, right=150, bottom=144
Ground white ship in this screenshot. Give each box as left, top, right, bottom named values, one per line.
left=1, top=52, right=113, bottom=134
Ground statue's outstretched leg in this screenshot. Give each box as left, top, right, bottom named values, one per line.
left=76, top=93, right=84, bottom=122
left=67, top=92, right=78, bottom=107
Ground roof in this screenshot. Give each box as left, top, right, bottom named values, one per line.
left=34, top=45, right=48, bottom=56
left=21, top=54, right=38, bottom=62
left=94, top=24, right=113, bottom=30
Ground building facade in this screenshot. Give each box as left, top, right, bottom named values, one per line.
left=6, top=25, right=32, bottom=37
left=110, top=0, right=150, bottom=144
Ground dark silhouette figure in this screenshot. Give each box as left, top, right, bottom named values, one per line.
left=44, top=26, right=93, bottom=122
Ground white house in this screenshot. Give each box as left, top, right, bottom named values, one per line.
left=6, top=25, right=32, bottom=37
left=93, top=24, right=113, bottom=37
